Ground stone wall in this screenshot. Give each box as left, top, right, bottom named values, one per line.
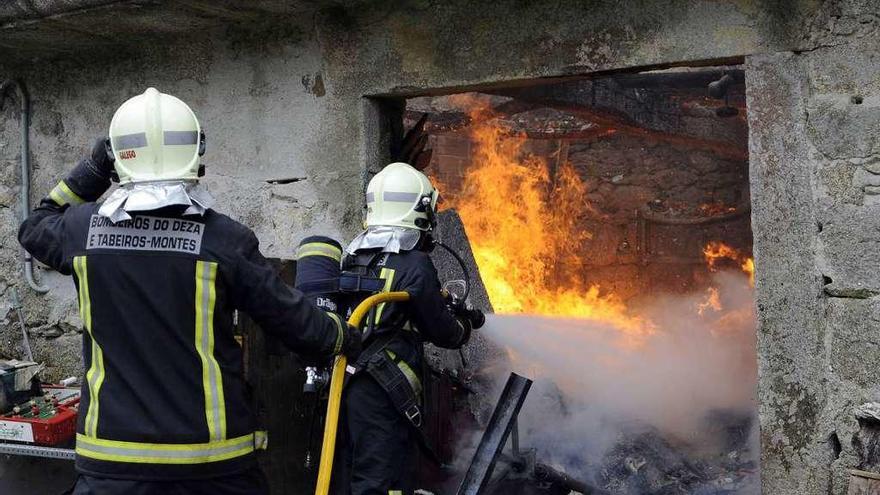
left=0, top=27, right=366, bottom=381
left=747, top=37, right=880, bottom=495
left=0, top=0, right=877, bottom=492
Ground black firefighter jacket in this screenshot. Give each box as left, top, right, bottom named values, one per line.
left=18, top=164, right=347, bottom=481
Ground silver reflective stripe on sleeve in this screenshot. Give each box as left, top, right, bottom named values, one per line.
left=382, top=191, right=420, bottom=202
left=365, top=192, right=375, bottom=203
left=164, top=130, right=199, bottom=145
left=114, top=132, right=148, bottom=149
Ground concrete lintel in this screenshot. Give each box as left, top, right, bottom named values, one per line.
left=0, top=0, right=132, bottom=26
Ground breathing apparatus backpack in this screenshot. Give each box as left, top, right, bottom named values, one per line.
left=293, top=236, right=424, bottom=428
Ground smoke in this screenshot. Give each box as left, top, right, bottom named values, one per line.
left=474, top=269, right=759, bottom=491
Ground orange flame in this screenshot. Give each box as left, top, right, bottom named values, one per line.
left=435, top=98, right=651, bottom=337
left=697, top=287, right=722, bottom=315
left=740, top=258, right=755, bottom=286
left=703, top=241, right=755, bottom=286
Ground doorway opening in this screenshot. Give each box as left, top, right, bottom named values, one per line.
left=387, top=66, right=758, bottom=493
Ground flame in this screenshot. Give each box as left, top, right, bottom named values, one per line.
left=428, top=96, right=755, bottom=343
left=435, top=98, right=651, bottom=337
left=697, top=287, right=722, bottom=315
left=703, top=241, right=755, bottom=286
left=703, top=241, right=741, bottom=269
left=740, top=258, right=755, bottom=285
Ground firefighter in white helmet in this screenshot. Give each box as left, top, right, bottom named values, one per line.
left=109, top=87, right=204, bottom=183
left=365, top=161, right=440, bottom=231
left=18, top=88, right=360, bottom=495
left=334, top=162, right=483, bottom=495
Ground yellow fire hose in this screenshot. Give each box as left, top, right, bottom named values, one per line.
left=315, top=291, right=411, bottom=495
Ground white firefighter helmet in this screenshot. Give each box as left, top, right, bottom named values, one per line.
left=108, top=87, right=204, bottom=184
left=365, top=162, right=439, bottom=231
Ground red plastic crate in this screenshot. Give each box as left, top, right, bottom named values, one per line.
left=0, top=386, right=79, bottom=446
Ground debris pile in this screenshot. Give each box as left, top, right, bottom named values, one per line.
left=596, top=415, right=758, bottom=495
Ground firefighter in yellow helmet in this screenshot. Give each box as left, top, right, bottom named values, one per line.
left=335, top=162, right=484, bottom=495
left=18, top=88, right=361, bottom=495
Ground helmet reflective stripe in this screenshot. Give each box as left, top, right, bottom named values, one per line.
left=382, top=191, right=421, bottom=202
left=164, top=131, right=199, bottom=145
left=365, top=162, right=439, bottom=231
left=115, top=133, right=147, bottom=149
left=109, top=87, right=202, bottom=184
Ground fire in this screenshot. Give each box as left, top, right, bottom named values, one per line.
left=434, top=97, right=651, bottom=336
left=428, top=96, right=755, bottom=341
left=703, top=241, right=755, bottom=286
left=740, top=258, right=755, bottom=285
left=697, top=287, right=722, bottom=315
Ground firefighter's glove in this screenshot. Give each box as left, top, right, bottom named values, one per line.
left=447, top=294, right=485, bottom=330
left=339, top=322, right=363, bottom=361
left=62, top=137, right=114, bottom=203
left=465, top=307, right=486, bottom=330
left=85, top=137, right=115, bottom=181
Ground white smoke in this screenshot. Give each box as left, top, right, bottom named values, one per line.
left=474, top=269, right=759, bottom=491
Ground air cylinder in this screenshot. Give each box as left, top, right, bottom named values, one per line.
left=294, top=236, right=343, bottom=313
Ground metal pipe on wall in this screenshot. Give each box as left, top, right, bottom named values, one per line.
left=1, top=79, right=49, bottom=293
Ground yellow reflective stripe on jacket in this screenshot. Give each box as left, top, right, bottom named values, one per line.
left=397, top=359, right=422, bottom=397
left=48, top=180, right=85, bottom=206
left=295, top=242, right=342, bottom=262
left=74, top=256, right=104, bottom=437
left=374, top=268, right=396, bottom=325
left=385, top=350, right=422, bottom=397
left=195, top=261, right=226, bottom=441
left=327, top=312, right=345, bottom=355
left=75, top=432, right=259, bottom=465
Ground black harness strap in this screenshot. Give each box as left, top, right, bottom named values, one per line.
left=338, top=273, right=386, bottom=293
left=295, top=278, right=341, bottom=295
left=296, top=274, right=386, bottom=295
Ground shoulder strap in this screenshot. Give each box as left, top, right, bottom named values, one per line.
left=339, top=250, right=388, bottom=293
left=338, top=274, right=385, bottom=293
left=342, top=250, right=383, bottom=273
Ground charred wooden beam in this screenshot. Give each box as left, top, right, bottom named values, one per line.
left=534, top=102, right=748, bottom=161
left=457, top=373, right=532, bottom=495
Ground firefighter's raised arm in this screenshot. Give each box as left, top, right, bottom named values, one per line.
left=18, top=138, right=113, bottom=274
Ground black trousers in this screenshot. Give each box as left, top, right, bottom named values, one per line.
left=71, top=466, right=269, bottom=495
left=335, top=374, right=417, bottom=495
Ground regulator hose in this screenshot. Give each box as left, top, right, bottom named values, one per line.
left=432, top=239, right=471, bottom=302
